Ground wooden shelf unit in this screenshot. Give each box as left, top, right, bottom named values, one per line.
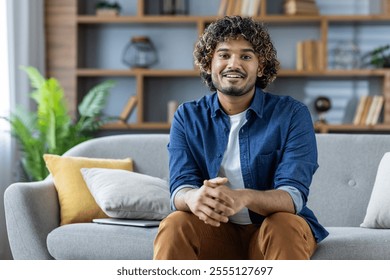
left=315, top=123, right=390, bottom=134
left=45, top=0, right=390, bottom=132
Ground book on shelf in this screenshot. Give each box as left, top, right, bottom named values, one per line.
left=353, top=95, right=384, bottom=126
left=382, top=0, right=390, bottom=14
left=296, top=40, right=323, bottom=71
left=365, top=96, right=384, bottom=125
left=119, top=95, right=137, bottom=122
left=353, top=95, right=368, bottom=125
left=359, top=96, right=373, bottom=125
left=218, top=0, right=261, bottom=17
left=284, top=0, right=319, bottom=15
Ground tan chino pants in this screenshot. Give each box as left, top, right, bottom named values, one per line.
left=153, top=211, right=316, bottom=260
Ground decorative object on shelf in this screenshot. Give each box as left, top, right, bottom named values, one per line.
left=283, top=0, right=319, bottom=15
left=365, top=45, right=390, bottom=68
left=1, top=66, right=115, bottom=181
left=167, top=100, right=179, bottom=123
left=160, top=0, right=188, bottom=15
left=122, top=36, right=158, bottom=68
left=314, top=96, right=331, bottom=124
left=95, top=1, right=121, bottom=16
left=331, top=40, right=360, bottom=69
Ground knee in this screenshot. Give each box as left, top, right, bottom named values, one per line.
left=158, top=211, right=199, bottom=237
left=261, top=212, right=304, bottom=237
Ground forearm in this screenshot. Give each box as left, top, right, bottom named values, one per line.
left=173, top=187, right=194, bottom=212
left=241, top=188, right=295, bottom=216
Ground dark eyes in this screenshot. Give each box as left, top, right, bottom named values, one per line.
left=218, top=53, right=252, bottom=60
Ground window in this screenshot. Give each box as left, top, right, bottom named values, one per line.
left=0, top=0, right=10, bottom=130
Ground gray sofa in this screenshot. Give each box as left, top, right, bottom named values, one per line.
left=4, top=133, right=390, bottom=260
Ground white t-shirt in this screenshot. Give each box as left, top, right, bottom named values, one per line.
left=218, top=110, right=252, bottom=225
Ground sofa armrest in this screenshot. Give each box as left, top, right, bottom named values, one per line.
left=4, top=178, right=60, bottom=259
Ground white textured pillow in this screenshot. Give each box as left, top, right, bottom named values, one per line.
left=81, top=168, right=171, bottom=220
left=361, top=152, right=390, bottom=228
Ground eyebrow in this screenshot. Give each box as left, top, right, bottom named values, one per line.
left=216, top=48, right=256, bottom=54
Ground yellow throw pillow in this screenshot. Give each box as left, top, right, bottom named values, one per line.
left=43, top=154, right=133, bottom=225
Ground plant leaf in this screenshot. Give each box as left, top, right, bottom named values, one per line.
left=20, top=66, right=46, bottom=91
left=78, top=80, right=115, bottom=118
left=5, top=66, right=115, bottom=181
left=36, top=77, right=72, bottom=151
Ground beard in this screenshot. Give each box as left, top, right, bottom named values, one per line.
left=216, top=85, right=245, bottom=96
left=212, top=78, right=256, bottom=97
left=211, top=70, right=257, bottom=97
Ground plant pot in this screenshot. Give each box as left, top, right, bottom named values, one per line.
left=96, top=8, right=119, bottom=16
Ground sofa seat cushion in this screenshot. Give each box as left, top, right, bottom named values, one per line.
left=312, top=227, right=390, bottom=260
left=47, top=223, right=158, bottom=260
left=48, top=225, right=390, bottom=260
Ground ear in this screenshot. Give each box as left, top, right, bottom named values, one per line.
left=257, top=68, right=263, bottom=77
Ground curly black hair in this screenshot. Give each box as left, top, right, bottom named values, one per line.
left=193, top=16, right=280, bottom=91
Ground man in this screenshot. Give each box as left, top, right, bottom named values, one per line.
left=153, top=15, right=328, bottom=260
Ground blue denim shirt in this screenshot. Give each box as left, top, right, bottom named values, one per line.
left=168, top=87, right=329, bottom=243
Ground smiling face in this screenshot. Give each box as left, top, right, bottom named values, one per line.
left=209, top=37, right=261, bottom=98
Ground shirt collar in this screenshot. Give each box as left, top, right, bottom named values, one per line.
left=210, top=87, right=265, bottom=119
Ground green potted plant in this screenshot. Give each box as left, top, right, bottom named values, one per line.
left=1, top=66, right=115, bottom=181
left=368, top=44, right=390, bottom=68
left=95, top=1, right=122, bottom=16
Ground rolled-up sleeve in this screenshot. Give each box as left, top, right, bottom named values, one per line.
left=274, top=105, right=318, bottom=207
left=168, top=106, right=203, bottom=201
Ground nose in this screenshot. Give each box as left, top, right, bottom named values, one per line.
left=227, top=54, right=241, bottom=69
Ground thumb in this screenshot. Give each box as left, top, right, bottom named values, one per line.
left=204, top=177, right=228, bottom=187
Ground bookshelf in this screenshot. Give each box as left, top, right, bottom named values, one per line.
left=44, top=0, right=390, bottom=133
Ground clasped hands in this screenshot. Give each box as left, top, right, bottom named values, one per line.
left=184, top=177, right=245, bottom=227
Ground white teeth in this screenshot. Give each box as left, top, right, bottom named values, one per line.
left=225, top=75, right=241, bottom=78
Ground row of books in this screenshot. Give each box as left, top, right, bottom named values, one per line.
left=296, top=40, right=324, bottom=71
left=353, top=95, right=384, bottom=126
left=218, top=0, right=262, bottom=17
left=283, top=0, right=319, bottom=16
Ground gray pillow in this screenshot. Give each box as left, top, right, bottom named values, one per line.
left=360, top=152, right=390, bottom=228
left=81, top=168, right=171, bottom=220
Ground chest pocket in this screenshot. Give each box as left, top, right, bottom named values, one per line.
left=255, top=150, right=282, bottom=188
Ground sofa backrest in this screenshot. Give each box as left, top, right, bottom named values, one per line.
left=64, top=133, right=390, bottom=228
left=64, top=134, right=170, bottom=181
left=308, top=134, right=390, bottom=227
